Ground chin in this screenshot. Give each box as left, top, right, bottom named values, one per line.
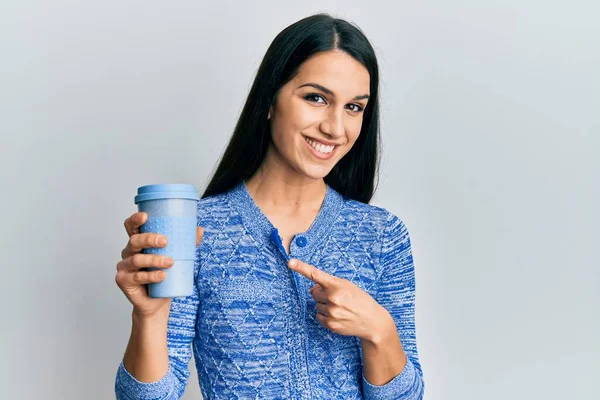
left=297, top=164, right=335, bottom=180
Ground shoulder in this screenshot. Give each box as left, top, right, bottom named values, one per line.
left=339, top=197, right=406, bottom=237
left=195, top=188, right=238, bottom=233
left=197, top=189, right=230, bottom=209
left=196, top=187, right=236, bottom=217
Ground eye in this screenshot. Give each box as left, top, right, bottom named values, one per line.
left=346, top=104, right=364, bottom=113
left=304, top=93, right=327, bottom=104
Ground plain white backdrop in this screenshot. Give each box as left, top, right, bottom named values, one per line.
left=1, top=1, right=598, bottom=399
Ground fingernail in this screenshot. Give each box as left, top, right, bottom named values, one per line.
left=288, top=259, right=297, bottom=267
left=157, top=237, right=166, bottom=246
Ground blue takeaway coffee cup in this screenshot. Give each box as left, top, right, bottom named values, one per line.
left=134, top=184, right=200, bottom=298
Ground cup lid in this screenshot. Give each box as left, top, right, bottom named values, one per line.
left=134, top=183, right=200, bottom=203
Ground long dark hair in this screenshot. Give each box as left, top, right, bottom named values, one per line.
left=202, top=13, right=381, bottom=203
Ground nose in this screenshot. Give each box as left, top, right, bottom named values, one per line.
left=319, top=107, right=344, bottom=139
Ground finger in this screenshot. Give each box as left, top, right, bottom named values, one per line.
left=196, top=226, right=204, bottom=247
left=129, top=269, right=167, bottom=286
left=315, top=311, right=334, bottom=328
left=124, top=212, right=147, bottom=237
left=117, top=253, right=173, bottom=273
left=310, top=286, right=328, bottom=304
left=124, top=232, right=167, bottom=258
left=315, top=302, right=331, bottom=317
left=309, top=284, right=320, bottom=295
left=288, top=259, right=336, bottom=288
left=122, top=232, right=167, bottom=259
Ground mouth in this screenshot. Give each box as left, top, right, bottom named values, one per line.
left=303, top=136, right=338, bottom=160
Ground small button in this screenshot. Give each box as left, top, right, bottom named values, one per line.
left=295, top=236, right=307, bottom=247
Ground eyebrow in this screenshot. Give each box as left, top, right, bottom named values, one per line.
left=298, top=82, right=370, bottom=101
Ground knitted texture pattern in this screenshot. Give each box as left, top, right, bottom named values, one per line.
left=115, top=181, right=424, bottom=399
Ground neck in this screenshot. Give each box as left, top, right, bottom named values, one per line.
left=245, top=148, right=327, bottom=215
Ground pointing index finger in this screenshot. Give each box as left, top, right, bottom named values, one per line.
left=288, top=259, right=336, bottom=288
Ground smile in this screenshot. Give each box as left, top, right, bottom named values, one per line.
left=304, top=137, right=336, bottom=154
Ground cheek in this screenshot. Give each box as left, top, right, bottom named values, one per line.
left=269, top=118, right=291, bottom=149
left=288, top=103, right=320, bottom=133
left=272, top=103, right=316, bottom=145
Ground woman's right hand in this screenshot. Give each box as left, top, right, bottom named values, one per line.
left=115, top=212, right=204, bottom=319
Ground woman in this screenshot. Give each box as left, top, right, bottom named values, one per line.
left=115, top=13, right=424, bottom=399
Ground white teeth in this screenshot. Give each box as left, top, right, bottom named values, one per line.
left=305, top=137, right=335, bottom=154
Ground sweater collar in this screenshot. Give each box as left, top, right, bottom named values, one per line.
left=227, top=180, right=344, bottom=259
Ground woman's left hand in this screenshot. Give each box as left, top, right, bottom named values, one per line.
left=287, top=258, right=394, bottom=342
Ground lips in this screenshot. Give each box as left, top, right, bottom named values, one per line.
left=303, top=136, right=337, bottom=160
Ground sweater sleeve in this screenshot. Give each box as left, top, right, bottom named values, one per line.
left=114, top=259, right=201, bottom=400
left=362, top=212, right=425, bottom=400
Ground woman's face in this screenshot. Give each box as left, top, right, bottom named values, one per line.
left=266, top=50, right=371, bottom=180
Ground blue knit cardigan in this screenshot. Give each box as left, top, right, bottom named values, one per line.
left=115, top=181, right=424, bottom=399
